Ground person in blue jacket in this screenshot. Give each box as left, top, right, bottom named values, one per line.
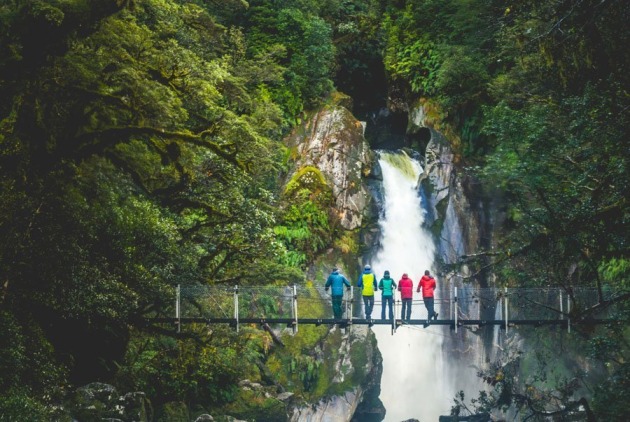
left=325, top=266, right=351, bottom=319
left=357, top=264, right=378, bottom=320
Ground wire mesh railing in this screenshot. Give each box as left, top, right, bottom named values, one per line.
left=172, top=285, right=623, bottom=333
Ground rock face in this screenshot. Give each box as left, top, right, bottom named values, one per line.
left=286, top=95, right=375, bottom=230
left=412, top=103, right=502, bottom=282
left=290, top=390, right=359, bottom=422
left=289, top=325, right=383, bottom=422
left=411, top=100, right=504, bottom=369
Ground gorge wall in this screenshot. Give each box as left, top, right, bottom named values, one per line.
left=408, top=99, right=506, bottom=384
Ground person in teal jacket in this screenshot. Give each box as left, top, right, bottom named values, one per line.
left=378, top=270, right=397, bottom=320
left=357, top=264, right=378, bottom=320
left=325, top=266, right=351, bottom=319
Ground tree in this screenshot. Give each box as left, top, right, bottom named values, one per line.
left=0, top=0, right=301, bottom=408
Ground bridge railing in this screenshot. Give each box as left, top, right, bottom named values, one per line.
left=175, top=284, right=622, bottom=332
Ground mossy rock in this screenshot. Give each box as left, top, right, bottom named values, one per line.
left=328, top=91, right=353, bottom=110
left=284, top=165, right=328, bottom=197
left=221, top=389, right=287, bottom=422
left=69, top=383, right=117, bottom=421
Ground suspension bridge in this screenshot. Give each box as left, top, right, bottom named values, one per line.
left=147, top=285, right=623, bottom=335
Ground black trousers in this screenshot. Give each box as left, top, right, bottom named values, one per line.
left=423, top=297, right=436, bottom=319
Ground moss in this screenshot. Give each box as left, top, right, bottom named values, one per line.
left=326, top=91, right=353, bottom=110
left=284, top=165, right=328, bottom=196
left=349, top=334, right=370, bottom=386
left=295, top=281, right=328, bottom=320
left=155, top=401, right=189, bottom=422
left=417, top=97, right=465, bottom=159
left=262, top=282, right=333, bottom=397
left=334, top=230, right=359, bottom=254
left=271, top=323, right=329, bottom=396
left=221, top=389, right=287, bottom=422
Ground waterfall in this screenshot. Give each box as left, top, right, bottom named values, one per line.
left=371, top=150, right=455, bottom=421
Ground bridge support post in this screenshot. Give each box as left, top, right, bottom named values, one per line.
left=348, top=286, right=353, bottom=331
left=392, top=297, right=397, bottom=335
left=292, top=284, right=298, bottom=334
left=558, top=289, right=564, bottom=326
left=504, top=287, right=509, bottom=334
left=176, top=284, right=181, bottom=334
left=450, top=285, right=453, bottom=321
left=234, top=285, right=239, bottom=333
left=345, top=286, right=354, bottom=332
left=567, top=293, right=571, bottom=334
left=454, top=287, right=458, bottom=334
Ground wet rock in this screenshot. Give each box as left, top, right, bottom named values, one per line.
left=286, top=96, right=374, bottom=230
left=277, top=392, right=294, bottom=402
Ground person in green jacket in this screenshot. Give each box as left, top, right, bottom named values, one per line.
left=378, top=270, right=397, bottom=320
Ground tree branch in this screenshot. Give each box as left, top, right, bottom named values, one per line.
left=75, top=125, right=241, bottom=168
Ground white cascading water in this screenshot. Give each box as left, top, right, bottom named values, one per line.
left=371, top=150, right=454, bottom=421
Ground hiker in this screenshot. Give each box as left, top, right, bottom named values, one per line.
left=325, top=266, right=351, bottom=319
left=418, top=270, right=438, bottom=323
left=398, top=273, right=414, bottom=321
left=378, top=270, right=397, bottom=320
left=357, top=264, right=378, bottom=320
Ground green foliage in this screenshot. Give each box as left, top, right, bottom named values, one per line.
left=275, top=166, right=335, bottom=268
left=0, top=311, right=67, bottom=398
left=390, top=37, right=441, bottom=95
left=270, top=324, right=332, bottom=398
left=599, top=258, right=630, bottom=290
left=0, top=391, right=52, bottom=422
left=116, top=325, right=272, bottom=407
left=477, top=82, right=630, bottom=289
left=0, top=0, right=313, bottom=412
left=289, top=355, right=321, bottom=391
left=592, top=363, right=630, bottom=421
left=434, top=45, right=488, bottom=110
left=261, top=283, right=329, bottom=397
left=244, top=2, right=335, bottom=118
left=155, top=401, right=189, bottom=422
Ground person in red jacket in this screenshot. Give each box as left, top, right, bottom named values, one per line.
left=397, top=273, right=414, bottom=321
left=418, top=270, right=438, bottom=324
